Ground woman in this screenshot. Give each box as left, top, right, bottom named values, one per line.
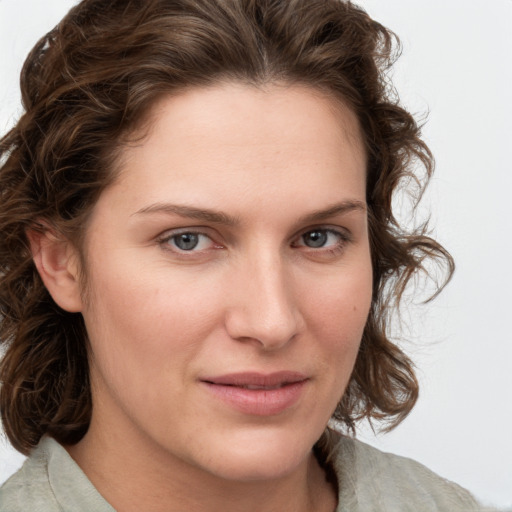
left=0, top=0, right=485, bottom=510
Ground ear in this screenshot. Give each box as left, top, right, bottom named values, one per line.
left=27, top=226, right=84, bottom=313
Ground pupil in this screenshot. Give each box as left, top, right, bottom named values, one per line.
left=305, top=230, right=327, bottom=248
left=175, top=233, right=199, bottom=250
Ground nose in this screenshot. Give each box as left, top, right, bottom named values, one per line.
left=224, top=250, right=304, bottom=351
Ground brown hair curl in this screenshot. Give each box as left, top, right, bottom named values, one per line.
left=0, top=0, right=453, bottom=455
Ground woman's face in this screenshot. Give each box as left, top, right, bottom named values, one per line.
left=77, top=82, right=372, bottom=481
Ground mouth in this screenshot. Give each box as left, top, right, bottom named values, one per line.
left=200, top=372, right=309, bottom=416
left=202, top=371, right=308, bottom=388
left=223, top=383, right=290, bottom=390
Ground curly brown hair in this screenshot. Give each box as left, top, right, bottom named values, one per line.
left=0, top=0, right=453, bottom=455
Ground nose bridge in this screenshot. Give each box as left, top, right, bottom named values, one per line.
left=225, top=242, right=302, bottom=349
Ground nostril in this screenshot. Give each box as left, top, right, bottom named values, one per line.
left=224, top=262, right=303, bottom=349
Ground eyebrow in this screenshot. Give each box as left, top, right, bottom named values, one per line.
left=298, top=200, right=367, bottom=224
left=133, top=203, right=240, bottom=226
left=132, top=200, right=366, bottom=226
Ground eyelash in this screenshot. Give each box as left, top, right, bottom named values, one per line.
left=156, top=227, right=351, bottom=257
left=292, top=228, right=351, bottom=257
left=157, top=230, right=220, bottom=255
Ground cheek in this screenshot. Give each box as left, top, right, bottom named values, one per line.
left=301, top=261, right=372, bottom=378
left=303, top=262, right=372, bottom=337
left=82, top=262, right=224, bottom=384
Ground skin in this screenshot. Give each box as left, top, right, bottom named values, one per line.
left=34, top=82, right=372, bottom=512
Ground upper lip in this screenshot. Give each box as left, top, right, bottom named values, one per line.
left=201, top=371, right=308, bottom=388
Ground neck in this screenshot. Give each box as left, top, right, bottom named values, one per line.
left=67, top=420, right=337, bottom=512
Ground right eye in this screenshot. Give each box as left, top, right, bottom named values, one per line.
left=159, top=231, right=216, bottom=252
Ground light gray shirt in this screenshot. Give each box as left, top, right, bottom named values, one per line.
left=0, top=436, right=488, bottom=511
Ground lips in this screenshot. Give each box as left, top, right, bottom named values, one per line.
left=200, top=371, right=309, bottom=416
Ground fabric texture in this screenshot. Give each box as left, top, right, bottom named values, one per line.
left=0, top=437, right=114, bottom=512
left=0, top=435, right=489, bottom=511
left=332, top=436, right=486, bottom=511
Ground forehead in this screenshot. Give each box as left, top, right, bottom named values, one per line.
left=123, top=81, right=365, bottom=165
left=92, top=82, right=367, bottom=225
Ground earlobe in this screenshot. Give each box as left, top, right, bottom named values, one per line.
left=27, top=226, right=84, bottom=313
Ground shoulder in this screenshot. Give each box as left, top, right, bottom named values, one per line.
left=0, top=439, right=61, bottom=512
left=331, top=436, right=486, bottom=512
left=0, top=437, right=114, bottom=512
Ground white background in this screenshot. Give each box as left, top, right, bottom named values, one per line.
left=0, top=0, right=511, bottom=509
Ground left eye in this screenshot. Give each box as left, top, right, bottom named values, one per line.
left=165, top=232, right=213, bottom=251
left=296, top=229, right=345, bottom=249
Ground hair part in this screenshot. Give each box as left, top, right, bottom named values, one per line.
left=0, top=0, right=453, bottom=454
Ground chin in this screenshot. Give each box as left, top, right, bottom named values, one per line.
left=190, top=427, right=318, bottom=483
left=207, top=452, right=308, bottom=483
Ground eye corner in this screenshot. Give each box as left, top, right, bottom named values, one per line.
left=290, top=226, right=353, bottom=260
left=156, top=229, right=223, bottom=255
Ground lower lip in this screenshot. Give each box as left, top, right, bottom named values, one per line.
left=202, top=380, right=308, bottom=416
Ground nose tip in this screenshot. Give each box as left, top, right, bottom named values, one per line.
left=224, top=259, right=304, bottom=350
